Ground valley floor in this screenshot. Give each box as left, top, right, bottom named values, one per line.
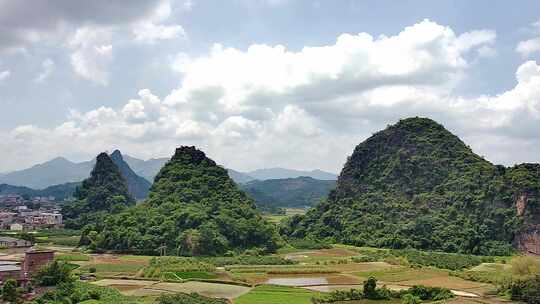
left=22, top=242, right=534, bottom=304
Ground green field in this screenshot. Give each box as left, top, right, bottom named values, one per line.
left=234, top=285, right=318, bottom=304
left=42, top=243, right=539, bottom=304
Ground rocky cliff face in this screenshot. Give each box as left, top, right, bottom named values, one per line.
left=508, top=164, right=540, bottom=255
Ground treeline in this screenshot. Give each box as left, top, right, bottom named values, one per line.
left=312, top=277, right=453, bottom=304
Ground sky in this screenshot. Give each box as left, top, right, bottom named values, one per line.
left=1, top=0, right=540, bottom=173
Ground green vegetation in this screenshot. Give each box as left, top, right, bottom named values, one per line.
left=240, top=177, right=335, bottom=208
left=506, top=275, right=540, bottom=304
left=198, top=255, right=295, bottom=267
left=35, top=260, right=75, bottom=286
left=83, top=147, right=279, bottom=256
left=283, top=117, right=536, bottom=255
left=349, top=247, right=494, bottom=270
left=0, top=182, right=78, bottom=200
left=312, top=277, right=454, bottom=303
left=234, top=285, right=317, bottom=304
left=56, top=253, right=91, bottom=262
left=2, top=279, right=21, bottom=303
left=62, top=152, right=135, bottom=230
left=140, top=257, right=216, bottom=280
left=33, top=281, right=143, bottom=304
left=157, top=293, right=227, bottom=304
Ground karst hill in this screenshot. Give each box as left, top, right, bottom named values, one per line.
left=284, top=117, right=540, bottom=255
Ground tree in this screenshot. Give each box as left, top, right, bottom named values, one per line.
left=363, top=276, right=378, bottom=299
left=2, top=279, right=20, bottom=303
left=34, top=261, right=74, bottom=286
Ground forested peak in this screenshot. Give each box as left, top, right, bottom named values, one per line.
left=149, top=146, right=245, bottom=206
left=170, top=146, right=217, bottom=167
left=95, top=146, right=279, bottom=256
left=335, top=117, right=493, bottom=198
left=78, top=152, right=133, bottom=203
left=63, top=152, right=134, bottom=229
left=110, top=149, right=123, bottom=160
left=90, top=153, right=124, bottom=182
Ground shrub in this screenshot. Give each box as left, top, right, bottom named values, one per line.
left=158, top=293, right=228, bottom=304
left=34, top=260, right=74, bottom=286
left=402, top=294, right=422, bottom=304
left=511, top=256, right=540, bottom=276
left=288, top=238, right=332, bottom=250
left=508, top=275, right=540, bottom=304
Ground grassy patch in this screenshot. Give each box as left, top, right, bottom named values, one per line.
left=234, top=285, right=318, bottom=304
left=354, top=267, right=446, bottom=282
left=56, top=253, right=91, bottom=262
left=81, top=263, right=146, bottom=275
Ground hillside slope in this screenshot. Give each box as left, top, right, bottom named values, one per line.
left=110, top=150, right=151, bottom=200
left=284, top=117, right=539, bottom=255
left=0, top=182, right=79, bottom=200
left=241, top=177, right=336, bottom=208
left=62, top=153, right=135, bottom=229
left=87, top=146, right=279, bottom=256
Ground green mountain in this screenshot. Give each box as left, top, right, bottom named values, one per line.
left=241, top=177, right=336, bottom=208
left=283, top=117, right=540, bottom=255
left=85, top=146, right=279, bottom=256
left=246, top=168, right=337, bottom=180
left=110, top=150, right=151, bottom=200
left=0, top=182, right=79, bottom=200
left=62, top=153, right=135, bottom=229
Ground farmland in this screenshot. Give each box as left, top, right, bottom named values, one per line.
left=35, top=242, right=537, bottom=304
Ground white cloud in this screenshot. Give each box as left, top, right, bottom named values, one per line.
left=516, top=38, right=540, bottom=57
left=69, top=27, right=113, bottom=85
left=133, top=22, right=186, bottom=43
left=0, top=70, right=11, bottom=83
left=33, top=58, right=55, bottom=83
left=4, top=20, right=540, bottom=173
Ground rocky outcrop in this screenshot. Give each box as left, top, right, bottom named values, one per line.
left=516, top=193, right=528, bottom=216
left=508, top=164, right=540, bottom=255
left=514, top=193, right=540, bottom=255
left=514, top=225, right=540, bottom=255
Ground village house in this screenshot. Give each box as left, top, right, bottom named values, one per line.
left=0, top=237, right=32, bottom=248
left=0, top=251, right=55, bottom=284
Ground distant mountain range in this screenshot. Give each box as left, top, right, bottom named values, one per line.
left=240, top=176, right=336, bottom=208
left=1, top=154, right=337, bottom=190
left=0, top=182, right=79, bottom=200
left=226, top=167, right=337, bottom=184
left=0, top=154, right=169, bottom=189
left=245, top=168, right=337, bottom=181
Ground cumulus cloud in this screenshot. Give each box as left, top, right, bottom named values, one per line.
left=516, top=19, right=540, bottom=57
left=33, top=58, right=55, bottom=83
left=0, top=0, right=185, bottom=84
left=69, top=27, right=113, bottom=85
left=133, top=22, right=185, bottom=43
left=517, top=38, right=540, bottom=57
left=3, top=20, right=540, bottom=173
left=0, top=70, right=10, bottom=83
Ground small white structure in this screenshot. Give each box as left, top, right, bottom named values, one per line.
left=9, top=223, right=23, bottom=231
